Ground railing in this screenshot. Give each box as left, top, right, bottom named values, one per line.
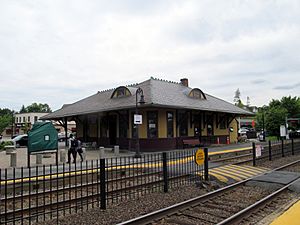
left=252, top=139, right=300, bottom=166
left=1, top=139, right=298, bottom=225
left=0, top=149, right=204, bottom=225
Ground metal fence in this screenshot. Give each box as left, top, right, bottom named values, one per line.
left=252, top=139, right=300, bottom=166
left=0, top=148, right=204, bottom=225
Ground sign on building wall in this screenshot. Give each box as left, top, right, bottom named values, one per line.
left=134, top=114, right=142, bottom=125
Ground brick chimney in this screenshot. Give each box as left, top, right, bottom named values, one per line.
left=180, top=78, right=189, bottom=87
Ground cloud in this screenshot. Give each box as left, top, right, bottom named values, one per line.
left=274, top=82, right=300, bottom=90
left=0, top=0, right=299, bottom=110
left=251, top=79, right=266, bottom=84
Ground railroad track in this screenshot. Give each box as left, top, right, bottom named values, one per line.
left=119, top=159, right=300, bottom=225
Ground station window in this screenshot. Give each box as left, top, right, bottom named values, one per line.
left=119, top=113, right=128, bottom=138
left=34, top=116, right=38, bottom=122
left=111, top=86, right=131, bottom=98
left=28, top=116, right=30, bottom=122
left=189, top=88, right=206, bottom=99
left=166, top=112, right=174, bottom=137
left=23, top=117, right=25, bottom=122
left=179, top=112, right=188, bottom=136
left=220, top=119, right=227, bottom=129
left=147, top=111, right=158, bottom=138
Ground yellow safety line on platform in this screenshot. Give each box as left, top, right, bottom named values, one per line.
left=210, top=168, right=243, bottom=181
left=208, top=171, right=229, bottom=183
left=0, top=146, right=255, bottom=185
left=227, top=164, right=267, bottom=174
left=208, top=147, right=251, bottom=155
left=214, top=167, right=249, bottom=179
left=242, top=165, right=268, bottom=173
left=220, top=166, right=255, bottom=178
left=270, top=200, right=300, bottom=225
left=226, top=165, right=263, bottom=175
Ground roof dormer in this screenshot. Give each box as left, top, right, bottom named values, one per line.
left=188, top=88, right=206, bottom=100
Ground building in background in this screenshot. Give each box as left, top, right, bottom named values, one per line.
left=1, top=112, right=76, bottom=138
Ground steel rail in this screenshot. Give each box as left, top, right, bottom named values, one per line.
left=217, top=178, right=300, bottom=225
left=118, top=159, right=300, bottom=225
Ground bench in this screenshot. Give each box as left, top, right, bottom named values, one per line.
left=182, top=139, right=202, bottom=148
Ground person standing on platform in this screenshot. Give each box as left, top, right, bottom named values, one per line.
left=76, top=138, right=84, bottom=162
left=67, top=134, right=78, bottom=163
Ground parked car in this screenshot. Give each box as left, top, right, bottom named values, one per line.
left=12, top=134, right=19, bottom=139
left=12, top=134, right=28, bottom=147
left=238, top=128, right=249, bottom=135
left=58, top=132, right=71, bottom=142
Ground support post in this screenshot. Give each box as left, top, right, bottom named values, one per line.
left=162, top=152, right=168, bottom=193
left=56, top=149, right=59, bottom=166
left=292, top=139, right=294, bottom=155
left=27, top=150, right=30, bottom=168
left=204, top=148, right=209, bottom=181
left=252, top=142, right=256, bottom=166
left=281, top=139, right=285, bottom=157
left=268, top=140, right=272, bottom=161
left=100, top=158, right=106, bottom=209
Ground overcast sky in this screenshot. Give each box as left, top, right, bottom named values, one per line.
left=0, top=0, right=299, bottom=112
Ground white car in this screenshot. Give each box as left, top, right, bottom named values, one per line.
left=238, top=128, right=249, bottom=135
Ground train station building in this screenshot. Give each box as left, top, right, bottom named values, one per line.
left=42, top=77, right=253, bottom=151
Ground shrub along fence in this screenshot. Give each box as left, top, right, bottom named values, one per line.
left=0, top=148, right=206, bottom=225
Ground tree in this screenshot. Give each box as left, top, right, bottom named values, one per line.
left=280, top=96, right=300, bottom=118
left=19, top=105, right=26, bottom=113
left=20, top=103, right=52, bottom=113
left=247, top=96, right=250, bottom=107
left=256, top=96, right=300, bottom=137
left=233, top=88, right=241, bottom=105
left=266, top=106, right=288, bottom=137
left=0, top=108, right=13, bottom=134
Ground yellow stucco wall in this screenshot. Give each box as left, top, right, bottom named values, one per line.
left=158, top=109, right=167, bottom=138
left=188, top=113, right=194, bottom=136
left=140, top=111, right=147, bottom=138
left=229, top=119, right=238, bottom=143
left=79, top=110, right=238, bottom=142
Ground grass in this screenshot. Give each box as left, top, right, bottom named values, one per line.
left=266, top=136, right=279, bottom=141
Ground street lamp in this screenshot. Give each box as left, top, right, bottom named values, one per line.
left=134, top=87, right=145, bottom=158
left=262, top=110, right=265, bottom=141
left=11, top=110, right=15, bottom=139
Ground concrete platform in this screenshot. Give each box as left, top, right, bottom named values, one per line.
left=246, top=171, right=300, bottom=191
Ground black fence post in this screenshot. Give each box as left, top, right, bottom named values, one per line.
left=56, top=149, right=59, bottom=166
left=268, top=140, right=272, bottom=161
left=204, top=148, right=209, bottom=181
left=162, top=152, right=168, bottom=193
left=252, top=142, right=256, bottom=166
left=281, top=139, right=285, bottom=157
left=100, top=158, right=106, bottom=209
left=27, top=150, right=30, bottom=168
left=292, top=139, right=294, bottom=155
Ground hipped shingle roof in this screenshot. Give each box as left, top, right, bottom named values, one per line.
left=42, top=78, right=253, bottom=120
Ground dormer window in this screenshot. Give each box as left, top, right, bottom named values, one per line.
left=189, top=88, right=206, bottom=99
left=111, top=86, right=132, bottom=98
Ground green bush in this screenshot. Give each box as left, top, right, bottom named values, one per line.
left=0, top=141, right=14, bottom=150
